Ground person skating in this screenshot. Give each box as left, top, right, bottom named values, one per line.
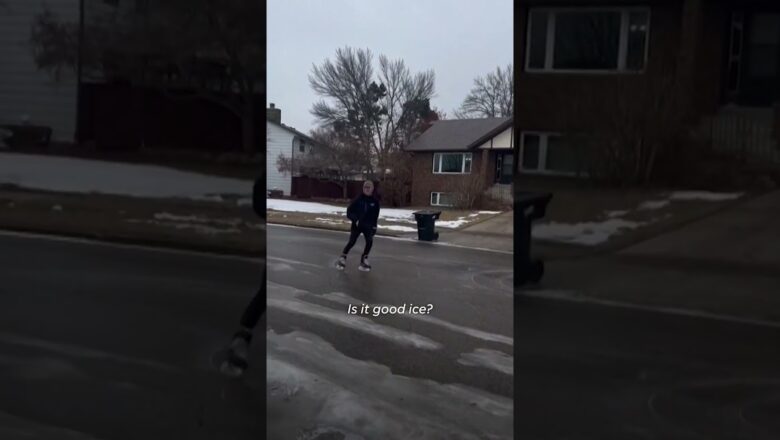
left=220, top=268, right=266, bottom=378
left=336, top=180, right=380, bottom=272
left=220, top=177, right=266, bottom=378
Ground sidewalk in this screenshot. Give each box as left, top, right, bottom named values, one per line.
left=433, top=211, right=513, bottom=252
left=536, top=254, right=780, bottom=323
left=529, top=190, right=780, bottom=323
left=433, top=230, right=512, bottom=253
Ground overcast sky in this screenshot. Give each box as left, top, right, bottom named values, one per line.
left=267, top=0, right=513, bottom=134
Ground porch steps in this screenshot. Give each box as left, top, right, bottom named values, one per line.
left=485, top=183, right=512, bottom=204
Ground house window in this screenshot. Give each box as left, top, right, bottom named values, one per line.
left=526, top=7, right=650, bottom=72
left=727, top=12, right=744, bottom=94
left=432, top=153, right=472, bottom=174
left=431, top=192, right=455, bottom=207
left=299, top=141, right=306, bottom=153
left=520, top=132, right=584, bottom=176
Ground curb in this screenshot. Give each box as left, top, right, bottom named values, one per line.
left=266, top=220, right=403, bottom=237
left=0, top=223, right=264, bottom=258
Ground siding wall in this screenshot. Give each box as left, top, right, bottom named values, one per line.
left=267, top=122, right=295, bottom=195
left=0, top=0, right=79, bottom=142
left=477, top=126, right=513, bottom=150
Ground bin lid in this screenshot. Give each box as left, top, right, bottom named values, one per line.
left=413, top=210, right=442, bottom=216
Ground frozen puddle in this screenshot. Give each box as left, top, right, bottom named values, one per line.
left=320, top=291, right=513, bottom=346
left=457, top=349, right=513, bottom=375
left=268, top=283, right=442, bottom=350
left=267, top=329, right=513, bottom=440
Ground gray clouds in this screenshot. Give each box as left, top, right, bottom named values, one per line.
left=267, top=0, right=512, bottom=133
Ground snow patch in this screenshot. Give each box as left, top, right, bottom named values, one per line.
left=153, top=212, right=243, bottom=227
left=605, top=210, right=629, bottom=218
left=457, top=349, right=513, bottom=375
left=267, top=199, right=496, bottom=229
left=0, top=152, right=252, bottom=200
left=314, top=217, right=347, bottom=226
left=379, top=225, right=417, bottom=232
left=669, top=191, right=743, bottom=201
left=126, top=219, right=241, bottom=235
left=638, top=200, right=670, bottom=210
left=533, top=219, right=645, bottom=246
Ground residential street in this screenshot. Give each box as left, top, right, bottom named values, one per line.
left=266, top=224, right=514, bottom=439
left=1, top=227, right=778, bottom=439
left=0, top=231, right=265, bottom=440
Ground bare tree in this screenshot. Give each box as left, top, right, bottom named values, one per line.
left=443, top=174, right=489, bottom=209
left=309, top=47, right=437, bottom=179
left=455, top=64, right=513, bottom=118
left=29, top=0, right=263, bottom=153
left=553, top=64, right=687, bottom=186
left=276, top=127, right=368, bottom=199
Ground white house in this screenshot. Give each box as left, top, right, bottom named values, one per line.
left=0, top=0, right=79, bottom=143
left=266, top=103, right=315, bottom=196
left=0, top=0, right=125, bottom=144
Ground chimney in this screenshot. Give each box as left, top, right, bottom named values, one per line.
left=267, top=103, right=281, bottom=124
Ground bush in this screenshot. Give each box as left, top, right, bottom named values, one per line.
left=443, top=174, right=488, bottom=209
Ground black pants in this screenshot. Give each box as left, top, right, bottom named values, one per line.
left=342, top=224, right=374, bottom=257
left=237, top=268, right=266, bottom=341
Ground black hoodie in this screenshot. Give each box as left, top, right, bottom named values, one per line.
left=346, top=194, right=380, bottom=229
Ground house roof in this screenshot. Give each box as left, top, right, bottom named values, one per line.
left=267, top=119, right=316, bottom=144
left=403, top=117, right=513, bottom=152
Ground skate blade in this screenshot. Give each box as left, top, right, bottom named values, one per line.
left=358, top=267, right=371, bottom=272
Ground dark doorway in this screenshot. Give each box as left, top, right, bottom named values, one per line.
left=495, top=152, right=514, bottom=184
left=740, top=11, right=780, bottom=106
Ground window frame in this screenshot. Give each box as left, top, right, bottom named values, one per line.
left=519, top=132, right=584, bottom=177
left=430, top=192, right=456, bottom=207
left=432, top=152, right=473, bottom=174
left=525, top=6, right=652, bottom=74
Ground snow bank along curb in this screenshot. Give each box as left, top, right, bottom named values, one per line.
left=0, top=152, right=253, bottom=201
left=533, top=190, right=745, bottom=246
left=267, top=198, right=500, bottom=230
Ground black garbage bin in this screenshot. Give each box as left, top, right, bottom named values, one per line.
left=268, top=189, right=283, bottom=199
left=515, top=191, right=553, bottom=288
left=413, top=210, right=441, bottom=241
left=252, top=178, right=265, bottom=219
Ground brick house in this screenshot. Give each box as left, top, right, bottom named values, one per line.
left=515, top=0, right=780, bottom=177
left=405, top=117, right=513, bottom=207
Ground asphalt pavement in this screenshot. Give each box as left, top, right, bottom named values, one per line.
left=1, top=227, right=779, bottom=440
left=0, top=231, right=265, bottom=440
left=266, top=224, right=514, bottom=439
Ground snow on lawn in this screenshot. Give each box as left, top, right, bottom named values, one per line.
left=669, top=191, right=744, bottom=201
left=314, top=217, right=346, bottom=226
left=533, top=219, right=645, bottom=246
left=268, top=199, right=497, bottom=229
left=379, top=225, right=417, bottom=232
left=0, top=153, right=252, bottom=200
left=638, top=200, right=670, bottom=210
left=267, top=199, right=346, bottom=215
left=268, top=198, right=417, bottom=220
left=605, top=210, right=629, bottom=218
